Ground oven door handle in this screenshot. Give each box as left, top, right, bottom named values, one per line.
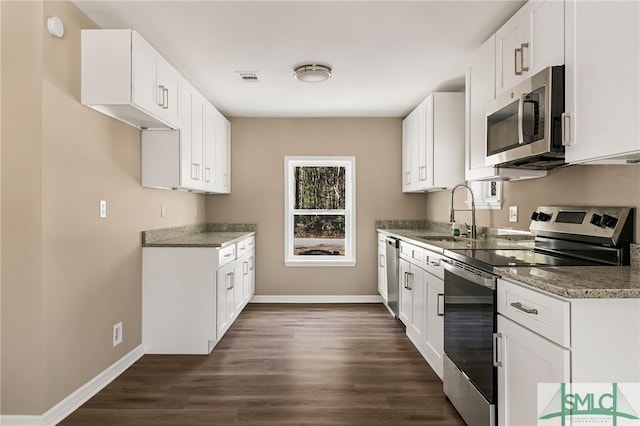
left=442, top=260, right=496, bottom=290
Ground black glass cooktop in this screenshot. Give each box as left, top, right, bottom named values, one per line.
left=445, top=248, right=602, bottom=272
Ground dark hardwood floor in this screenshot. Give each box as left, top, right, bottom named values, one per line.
left=61, top=303, right=465, bottom=425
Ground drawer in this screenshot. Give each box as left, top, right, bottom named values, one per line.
left=237, top=235, right=255, bottom=256
left=218, top=244, right=236, bottom=266
left=399, top=241, right=424, bottom=264
left=424, top=252, right=444, bottom=280
left=497, top=278, right=570, bottom=347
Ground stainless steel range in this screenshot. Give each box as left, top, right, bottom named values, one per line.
left=441, top=206, right=633, bottom=426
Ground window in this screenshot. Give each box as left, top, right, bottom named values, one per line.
left=284, top=157, right=356, bottom=267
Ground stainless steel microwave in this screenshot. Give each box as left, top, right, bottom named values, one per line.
left=485, top=65, right=565, bottom=169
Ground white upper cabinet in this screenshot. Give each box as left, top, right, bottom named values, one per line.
left=214, top=109, right=231, bottom=194
left=465, top=35, right=547, bottom=182
left=141, top=85, right=230, bottom=194
left=564, top=1, right=640, bottom=164
left=402, top=93, right=464, bottom=192
left=495, top=0, right=564, bottom=97
left=82, top=29, right=181, bottom=130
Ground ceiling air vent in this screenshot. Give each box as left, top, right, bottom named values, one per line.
left=237, top=72, right=259, bottom=83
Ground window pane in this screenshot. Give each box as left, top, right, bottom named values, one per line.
left=294, top=166, right=346, bottom=210
left=294, top=215, right=345, bottom=256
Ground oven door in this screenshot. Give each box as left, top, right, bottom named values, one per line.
left=443, top=261, right=497, bottom=404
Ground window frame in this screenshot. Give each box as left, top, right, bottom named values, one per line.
left=284, top=156, right=356, bottom=267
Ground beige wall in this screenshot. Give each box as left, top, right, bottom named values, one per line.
left=206, top=118, right=426, bottom=296
left=425, top=165, right=640, bottom=241
left=1, top=1, right=206, bottom=415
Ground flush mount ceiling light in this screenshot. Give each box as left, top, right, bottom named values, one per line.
left=294, top=64, right=332, bottom=83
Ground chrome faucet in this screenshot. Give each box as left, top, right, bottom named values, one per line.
left=449, top=183, right=477, bottom=239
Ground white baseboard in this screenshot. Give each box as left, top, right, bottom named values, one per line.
left=250, top=295, right=383, bottom=304
left=0, top=344, right=144, bottom=426
left=0, top=416, right=43, bottom=426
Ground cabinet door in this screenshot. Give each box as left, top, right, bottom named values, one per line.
left=203, top=103, right=216, bottom=192
left=495, top=5, right=528, bottom=95
left=131, top=32, right=159, bottom=115
left=564, top=0, right=640, bottom=163
left=497, top=315, right=570, bottom=426
left=423, top=272, right=444, bottom=379
left=377, top=244, right=387, bottom=301
left=465, top=36, right=497, bottom=181
left=527, top=0, right=564, bottom=76
left=190, top=92, right=205, bottom=186
left=215, top=111, right=231, bottom=193
left=216, top=261, right=236, bottom=340
left=398, top=258, right=412, bottom=325
left=401, top=112, right=414, bottom=192
left=407, top=266, right=425, bottom=346
left=155, top=59, right=181, bottom=127
left=248, top=253, right=256, bottom=298
left=417, top=97, right=436, bottom=189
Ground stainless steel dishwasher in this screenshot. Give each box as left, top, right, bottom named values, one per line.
left=385, top=237, right=400, bottom=318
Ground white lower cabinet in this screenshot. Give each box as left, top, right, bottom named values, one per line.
left=496, top=278, right=640, bottom=426
left=377, top=233, right=387, bottom=303
left=422, top=271, right=444, bottom=379
left=143, top=235, right=256, bottom=354
left=399, top=241, right=445, bottom=379
left=497, top=315, right=570, bottom=426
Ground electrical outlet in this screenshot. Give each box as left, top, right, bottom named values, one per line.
left=113, top=322, right=123, bottom=347
left=509, top=206, right=518, bottom=223
left=99, top=200, right=107, bottom=218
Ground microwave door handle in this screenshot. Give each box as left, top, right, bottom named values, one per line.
left=522, top=96, right=540, bottom=142
left=517, top=94, right=525, bottom=144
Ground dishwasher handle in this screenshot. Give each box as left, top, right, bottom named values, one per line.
left=442, top=259, right=497, bottom=290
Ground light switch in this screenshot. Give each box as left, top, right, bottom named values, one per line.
left=509, top=206, right=518, bottom=223
left=99, top=200, right=107, bottom=218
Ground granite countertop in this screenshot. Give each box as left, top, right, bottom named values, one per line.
left=142, top=223, right=256, bottom=248
left=495, top=265, right=640, bottom=299
left=377, top=228, right=535, bottom=254
left=378, top=223, right=640, bottom=300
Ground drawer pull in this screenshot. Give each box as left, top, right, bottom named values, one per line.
left=224, top=253, right=233, bottom=258
left=493, top=332, right=503, bottom=367
left=510, top=301, right=538, bottom=315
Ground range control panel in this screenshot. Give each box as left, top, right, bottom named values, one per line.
left=529, top=206, right=633, bottom=245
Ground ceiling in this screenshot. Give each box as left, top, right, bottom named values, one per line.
left=72, top=1, right=525, bottom=118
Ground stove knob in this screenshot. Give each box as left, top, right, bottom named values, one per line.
left=537, top=212, right=551, bottom=222
left=531, top=211, right=540, bottom=221
left=590, top=214, right=603, bottom=227
left=601, top=214, right=618, bottom=228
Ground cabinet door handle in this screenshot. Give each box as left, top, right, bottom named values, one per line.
left=407, top=272, right=413, bottom=291
left=243, top=261, right=249, bottom=275
left=514, top=47, right=523, bottom=76
left=226, top=272, right=233, bottom=290
left=561, top=113, right=572, bottom=146
left=418, top=166, right=427, bottom=181
left=437, top=293, right=444, bottom=316
left=404, top=171, right=411, bottom=185
left=379, top=254, right=385, bottom=267
left=510, top=301, right=538, bottom=315
left=157, top=85, right=165, bottom=107
left=493, top=332, right=503, bottom=367
left=205, top=167, right=211, bottom=182
left=249, top=257, right=254, bottom=271
left=520, top=43, right=529, bottom=72
left=163, top=87, right=169, bottom=109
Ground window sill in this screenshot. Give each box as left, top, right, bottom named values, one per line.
left=285, top=259, right=357, bottom=268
